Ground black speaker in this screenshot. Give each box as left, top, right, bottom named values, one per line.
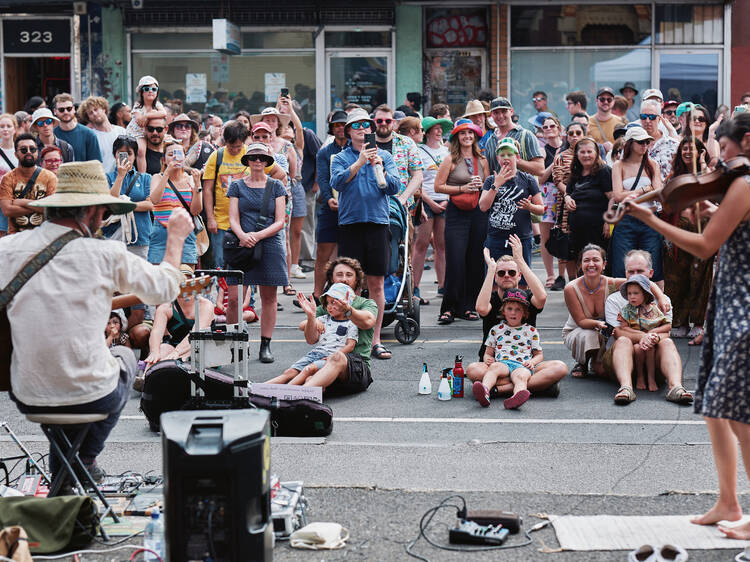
left=162, top=410, right=273, bottom=561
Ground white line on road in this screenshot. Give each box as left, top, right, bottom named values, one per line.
left=249, top=339, right=565, bottom=345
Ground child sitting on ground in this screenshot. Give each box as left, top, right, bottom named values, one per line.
left=617, top=274, right=670, bottom=392
left=214, top=276, right=257, bottom=324
left=106, top=309, right=131, bottom=349
left=473, top=289, right=543, bottom=409
left=268, top=283, right=358, bottom=385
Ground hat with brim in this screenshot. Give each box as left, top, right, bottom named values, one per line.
left=110, top=309, right=128, bottom=332
left=496, top=137, right=519, bottom=155
left=31, top=108, right=60, bottom=127
left=168, top=113, right=199, bottom=133
left=137, top=75, right=159, bottom=91
left=328, top=110, right=348, bottom=134
left=29, top=160, right=136, bottom=214
left=250, top=107, right=291, bottom=129
left=662, top=99, right=679, bottom=109
left=620, top=82, right=639, bottom=95
left=501, top=288, right=530, bottom=308
left=461, top=99, right=488, bottom=118
left=240, top=143, right=275, bottom=167
left=322, top=282, right=355, bottom=306
left=620, top=274, right=654, bottom=303
left=624, top=126, right=654, bottom=143
left=251, top=121, right=274, bottom=135
left=675, top=102, right=696, bottom=118
left=642, top=88, right=663, bottom=102
left=449, top=119, right=483, bottom=140
left=343, top=109, right=375, bottom=138
left=529, top=111, right=554, bottom=129
left=421, top=116, right=453, bottom=137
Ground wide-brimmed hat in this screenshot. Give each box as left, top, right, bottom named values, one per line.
left=624, top=126, right=654, bottom=143
left=421, top=116, right=453, bottom=137
left=240, top=143, right=275, bottom=167
left=461, top=99, right=488, bottom=118
left=502, top=288, right=530, bottom=308
left=344, top=109, right=375, bottom=137
left=449, top=118, right=483, bottom=140
left=168, top=113, right=199, bottom=133
left=620, top=274, right=654, bottom=303
left=29, top=161, right=136, bottom=214
left=137, top=75, right=159, bottom=91
left=328, top=110, right=348, bottom=134
left=620, top=82, right=638, bottom=95
left=31, top=108, right=59, bottom=127
left=250, top=107, right=291, bottom=129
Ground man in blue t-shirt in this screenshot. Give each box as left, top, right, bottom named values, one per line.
left=52, top=93, right=102, bottom=163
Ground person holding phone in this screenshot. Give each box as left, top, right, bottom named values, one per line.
left=329, top=108, right=400, bottom=361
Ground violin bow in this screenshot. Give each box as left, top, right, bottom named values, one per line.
left=685, top=103, right=703, bottom=233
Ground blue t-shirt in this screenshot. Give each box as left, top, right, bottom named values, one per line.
left=482, top=170, right=540, bottom=239
left=54, top=124, right=102, bottom=163
left=103, top=170, right=152, bottom=246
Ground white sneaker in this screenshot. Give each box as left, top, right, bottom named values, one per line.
left=290, top=264, right=307, bottom=279
left=628, top=544, right=657, bottom=562
left=657, top=544, right=688, bottom=561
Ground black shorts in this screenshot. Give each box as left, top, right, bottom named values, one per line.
left=326, top=353, right=373, bottom=396
left=337, top=222, right=390, bottom=276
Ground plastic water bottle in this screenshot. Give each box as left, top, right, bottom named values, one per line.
left=418, top=363, right=431, bottom=395
left=437, top=369, right=452, bottom=401
left=374, top=163, right=387, bottom=189
left=143, top=508, right=165, bottom=561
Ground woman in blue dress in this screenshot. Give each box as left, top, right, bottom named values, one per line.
left=625, top=113, right=750, bottom=538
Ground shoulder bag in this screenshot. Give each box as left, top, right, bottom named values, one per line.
left=222, top=179, right=274, bottom=270
left=450, top=156, right=481, bottom=211
left=168, top=178, right=209, bottom=256
left=0, top=230, right=80, bottom=391
left=544, top=195, right=571, bottom=261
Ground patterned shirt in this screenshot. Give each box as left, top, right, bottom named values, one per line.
left=484, top=322, right=542, bottom=362
left=153, top=178, right=193, bottom=227
left=389, top=133, right=423, bottom=203
left=648, top=133, right=679, bottom=182
left=618, top=302, right=668, bottom=333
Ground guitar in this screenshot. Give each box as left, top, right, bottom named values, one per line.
left=111, top=275, right=213, bottom=310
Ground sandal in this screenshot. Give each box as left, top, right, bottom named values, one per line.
left=371, top=343, right=392, bottom=360
left=283, top=285, right=296, bottom=296
left=688, top=328, right=704, bottom=346
left=545, top=275, right=555, bottom=288
left=438, top=311, right=454, bottom=325
left=460, top=311, right=480, bottom=321
left=614, top=385, right=636, bottom=405
left=570, top=362, right=587, bottom=378
left=666, top=385, right=694, bottom=405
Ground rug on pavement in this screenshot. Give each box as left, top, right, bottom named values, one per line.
left=549, top=514, right=750, bottom=550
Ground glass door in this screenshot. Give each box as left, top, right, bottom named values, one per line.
left=423, top=49, right=486, bottom=120
left=657, top=50, right=721, bottom=116
left=326, top=52, right=390, bottom=114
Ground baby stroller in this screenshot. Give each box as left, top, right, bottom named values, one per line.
left=381, top=196, right=420, bottom=344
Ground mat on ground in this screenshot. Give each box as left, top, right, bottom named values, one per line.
left=549, top=514, right=750, bottom=550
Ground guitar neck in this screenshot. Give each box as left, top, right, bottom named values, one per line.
left=111, top=275, right=212, bottom=311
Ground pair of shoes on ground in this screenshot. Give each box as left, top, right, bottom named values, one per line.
left=290, top=264, right=307, bottom=279
left=472, top=381, right=530, bottom=409
left=550, top=276, right=566, bottom=291
left=628, top=543, right=687, bottom=561
left=614, top=385, right=693, bottom=406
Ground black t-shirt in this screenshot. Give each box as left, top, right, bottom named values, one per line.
left=544, top=143, right=558, bottom=169
left=478, top=289, right=542, bottom=360
left=566, top=165, right=612, bottom=220
left=481, top=171, right=540, bottom=239
left=376, top=139, right=393, bottom=154
left=146, top=148, right=164, bottom=175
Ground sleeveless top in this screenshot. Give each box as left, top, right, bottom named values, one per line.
left=153, top=175, right=194, bottom=227
left=623, top=174, right=659, bottom=211
left=562, top=277, right=617, bottom=337
left=166, top=301, right=194, bottom=344
left=447, top=154, right=485, bottom=186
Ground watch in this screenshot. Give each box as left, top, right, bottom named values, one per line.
left=345, top=307, right=352, bottom=318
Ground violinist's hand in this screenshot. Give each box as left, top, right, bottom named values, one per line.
left=623, top=199, right=654, bottom=223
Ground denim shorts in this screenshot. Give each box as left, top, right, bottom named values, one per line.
left=291, top=180, right=307, bottom=219
left=290, top=349, right=328, bottom=372
left=499, top=359, right=533, bottom=374
left=423, top=202, right=447, bottom=220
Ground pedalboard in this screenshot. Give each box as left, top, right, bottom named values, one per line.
left=466, top=509, right=521, bottom=534
left=449, top=519, right=509, bottom=545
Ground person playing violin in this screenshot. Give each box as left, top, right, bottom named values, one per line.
left=623, top=113, right=750, bottom=539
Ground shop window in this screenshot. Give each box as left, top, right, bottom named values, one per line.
left=325, top=31, right=391, bottom=48
left=131, top=33, right=212, bottom=50
left=510, top=49, right=651, bottom=129
left=132, top=53, right=317, bottom=128
left=511, top=5, right=651, bottom=47
left=655, top=5, right=723, bottom=45
left=424, top=7, right=487, bottom=48
left=242, top=31, right=314, bottom=49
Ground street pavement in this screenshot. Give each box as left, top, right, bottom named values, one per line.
left=1, top=255, right=748, bottom=561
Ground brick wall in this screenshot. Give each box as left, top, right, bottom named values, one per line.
left=489, top=3, right=509, bottom=97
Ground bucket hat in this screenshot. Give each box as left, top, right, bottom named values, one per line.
left=619, top=274, right=654, bottom=303
left=240, top=143, right=275, bottom=167
left=343, top=109, right=375, bottom=138
left=29, top=161, right=136, bottom=214
left=328, top=110, right=348, bottom=135
left=421, top=116, right=453, bottom=137
left=168, top=113, right=199, bottom=133
left=31, top=108, right=59, bottom=127
left=449, top=118, right=483, bottom=140
left=250, top=107, right=291, bottom=129
left=620, top=82, right=639, bottom=95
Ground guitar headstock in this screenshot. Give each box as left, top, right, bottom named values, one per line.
left=179, top=275, right=212, bottom=301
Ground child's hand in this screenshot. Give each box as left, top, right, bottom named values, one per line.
left=483, top=355, right=495, bottom=367
left=522, top=359, right=535, bottom=370
left=315, top=320, right=325, bottom=334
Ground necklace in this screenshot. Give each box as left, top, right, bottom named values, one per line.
left=581, top=276, right=603, bottom=295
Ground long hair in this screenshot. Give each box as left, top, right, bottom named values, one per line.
left=324, top=257, right=365, bottom=294
left=622, top=140, right=657, bottom=181
left=448, top=131, right=484, bottom=170
left=0, top=113, right=17, bottom=140
left=671, top=136, right=709, bottom=177
left=561, top=122, right=586, bottom=151
left=569, top=137, right=604, bottom=181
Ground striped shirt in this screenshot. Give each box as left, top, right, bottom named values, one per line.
left=153, top=178, right=193, bottom=227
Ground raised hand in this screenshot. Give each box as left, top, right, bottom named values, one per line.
left=483, top=246, right=497, bottom=270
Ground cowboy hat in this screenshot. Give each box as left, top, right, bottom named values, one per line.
left=168, top=113, right=199, bottom=133
left=29, top=160, right=136, bottom=214
left=250, top=107, right=291, bottom=129
left=240, top=143, right=275, bottom=167
left=461, top=99, right=488, bottom=118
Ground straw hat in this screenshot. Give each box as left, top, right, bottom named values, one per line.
left=29, top=161, right=136, bottom=214
left=461, top=99, right=488, bottom=118
left=250, top=107, right=291, bottom=129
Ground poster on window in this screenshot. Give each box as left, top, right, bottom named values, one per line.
left=185, top=73, right=207, bottom=103
left=211, top=54, right=230, bottom=84
left=265, top=73, right=286, bottom=102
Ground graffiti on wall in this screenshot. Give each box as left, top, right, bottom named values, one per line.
left=426, top=12, right=487, bottom=48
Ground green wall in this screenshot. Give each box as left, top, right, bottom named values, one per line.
left=101, top=6, right=128, bottom=103
left=395, top=4, right=422, bottom=108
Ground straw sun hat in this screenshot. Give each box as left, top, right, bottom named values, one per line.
left=29, top=160, right=136, bottom=214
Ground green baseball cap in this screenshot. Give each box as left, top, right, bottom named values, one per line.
left=496, top=137, right=519, bottom=155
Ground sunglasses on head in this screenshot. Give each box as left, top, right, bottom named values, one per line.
left=141, top=86, right=158, bottom=93
left=349, top=122, right=371, bottom=130
left=18, top=146, right=38, bottom=154
left=35, top=118, right=53, bottom=127
left=116, top=134, right=136, bottom=142
left=693, top=116, right=707, bottom=123
left=146, top=126, right=164, bottom=133
left=640, top=113, right=659, bottom=121
left=496, top=269, right=517, bottom=277
left=663, top=109, right=676, bottom=116
left=56, top=106, right=74, bottom=113
left=375, top=118, right=393, bottom=124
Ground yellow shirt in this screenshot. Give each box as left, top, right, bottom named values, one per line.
left=588, top=114, right=626, bottom=145
left=202, top=147, right=249, bottom=230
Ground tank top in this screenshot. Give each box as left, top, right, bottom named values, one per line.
left=153, top=175, right=194, bottom=227
left=623, top=174, right=659, bottom=211
left=447, top=154, right=484, bottom=187
left=166, top=301, right=194, bottom=344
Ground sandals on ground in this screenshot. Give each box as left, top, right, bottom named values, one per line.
left=438, top=311, right=454, bottom=325
left=666, top=385, right=694, bottom=405
left=614, top=385, right=636, bottom=405
left=570, top=362, right=588, bottom=378
left=371, top=343, right=392, bottom=360
left=545, top=275, right=556, bottom=288
left=688, top=328, right=704, bottom=346
left=283, top=285, right=296, bottom=296
left=460, top=311, right=480, bottom=321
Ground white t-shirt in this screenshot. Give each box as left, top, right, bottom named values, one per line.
left=418, top=144, right=449, bottom=201
left=93, top=125, right=127, bottom=173
left=312, top=315, right=359, bottom=356
left=0, top=146, right=18, bottom=175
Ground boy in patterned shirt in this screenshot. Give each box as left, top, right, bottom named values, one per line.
left=472, top=289, right=543, bottom=409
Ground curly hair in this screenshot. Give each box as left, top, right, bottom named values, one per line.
left=78, top=96, right=109, bottom=121
left=324, top=257, right=365, bottom=294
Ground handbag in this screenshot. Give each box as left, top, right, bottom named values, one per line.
left=0, top=230, right=80, bottom=391
left=545, top=194, right=571, bottom=260
left=168, top=179, right=209, bottom=256
left=222, top=179, right=274, bottom=270
left=450, top=156, right=481, bottom=211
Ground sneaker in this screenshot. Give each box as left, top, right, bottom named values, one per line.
left=290, top=264, right=307, bottom=279
left=472, top=381, right=490, bottom=407
left=437, top=287, right=445, bottom=296
left=300, top=263, right=314, bottom=273
left=550, top=276, right=566, bottom=291
left=77, top=461, right=106, bottom=485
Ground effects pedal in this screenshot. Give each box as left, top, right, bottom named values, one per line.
left=466, top=509, right=522, bottom=534
left=449, top=519, right=509, bottom=545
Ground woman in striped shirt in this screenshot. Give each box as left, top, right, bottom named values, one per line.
left=148, top=139, right=203, bottom=266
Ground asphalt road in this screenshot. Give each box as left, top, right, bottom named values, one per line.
left=2, top=257, right=748, bottom=561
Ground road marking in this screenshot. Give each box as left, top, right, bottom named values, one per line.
left=120, top=415, right=702, bottom=425
left=247, top=339, right=565, bottom=345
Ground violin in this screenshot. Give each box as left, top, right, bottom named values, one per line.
left=604, top=156, right=750, bottom=224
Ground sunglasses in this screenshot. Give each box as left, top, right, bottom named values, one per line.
left=245, top=155, right=268, bottom=163
left=532, top=97, right=546, bottom=102
left=568, top=130, right=583, bottom=136
left=542, top=124, right=557, bottom=130
left=349, top=122, right=371, bottom=130
left=116, top=134, right=137, bottom=142
left=635, top=139, right=650, bottom=145
left=173, top=123, right=192, bottom=130
left=18, top=146, right=38, bottom=154
left=598, top=97, right=614, bottom=103
left=375, top=118, right=393, bottom=124
left=56, top=106, right=75, bottom=113
left=35, top=118, right=54, bottom=127
left=141, top=86, right=159, bottom=93
left=496, top=269, right=517, bottom=277
left=146, top=126, right=164, bottom=133
left=640, top=113, right=659, bottom=121
left=693, top=116, right=707, bottom=123
left=663, top=110, right=676, bottom=116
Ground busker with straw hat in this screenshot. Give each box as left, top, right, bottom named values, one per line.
left=1, top=159, right=194, bottom=483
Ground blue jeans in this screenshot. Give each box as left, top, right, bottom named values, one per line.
left=206, top=229, right=227, bottom=269
left=610, top=215, right=664, bottom=281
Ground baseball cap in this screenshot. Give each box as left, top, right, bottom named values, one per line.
left=642, top=88, right=664, bottom=102
left=496, top=137, right=520, bottom=155
left=624, top=126, right=654, bottom=143
left=596, top=87, right=615, bottom=98
left=489, top=97, right=513, bottom=110
left=502, top=288, right=530, bottom=307
left=322, top=282, right=355, bottom=306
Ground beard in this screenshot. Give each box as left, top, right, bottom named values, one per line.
left=19, top=154, right=36, bottom=167
left=375, top=125, right=391, bottom=139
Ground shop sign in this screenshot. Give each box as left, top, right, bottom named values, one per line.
left=3, top=19, right=71, bottom=54
left=212, top=19, right=240, bottom=55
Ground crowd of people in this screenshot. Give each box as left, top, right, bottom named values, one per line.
left=2, top=76, right=750, bottom=534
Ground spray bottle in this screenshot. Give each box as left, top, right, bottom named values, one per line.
left=418, top=363, right=431, bottom=395
left=437, top=368, right=452, bottom=401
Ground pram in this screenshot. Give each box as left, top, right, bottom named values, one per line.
left=381, top=196, right=420, bottom=344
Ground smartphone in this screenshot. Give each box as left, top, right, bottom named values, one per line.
left=280, top=87, right=289, bottom=97
left=117, top=152, right=128, bottom=166
left=364, top=133, right=377, bottom=149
